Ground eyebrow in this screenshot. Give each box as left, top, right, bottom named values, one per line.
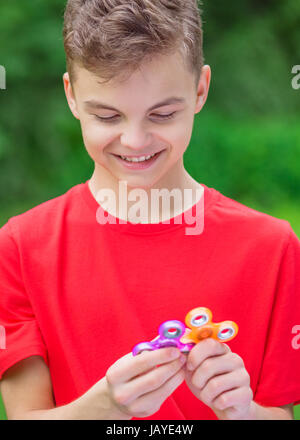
left=83, top=97, right=186, bottom=113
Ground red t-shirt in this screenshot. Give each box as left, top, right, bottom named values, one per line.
left=0, top=180, right=300, bottom=420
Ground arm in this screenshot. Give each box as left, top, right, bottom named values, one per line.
left=0, top=356, right=130, bottom=420
left=245, top=402, right=294, bottom=420
left=0, top=347, right=186, bottom=420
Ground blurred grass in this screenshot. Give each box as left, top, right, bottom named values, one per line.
left=0, top=394, right=6, bottom=420
left=1, top=110, right=300, bottom=236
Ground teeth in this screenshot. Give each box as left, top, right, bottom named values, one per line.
left=120, top=153, right=157, bottom=162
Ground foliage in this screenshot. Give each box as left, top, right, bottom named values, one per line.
left=0, top=0, right=299, bottom=215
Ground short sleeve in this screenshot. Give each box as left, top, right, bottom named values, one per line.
left=0, top=220, right=48, bottom=380
left=254, top=224, right=300, bottom=407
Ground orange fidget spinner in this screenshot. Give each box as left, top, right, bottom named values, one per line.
left=180, top=307, right=238, bottom=345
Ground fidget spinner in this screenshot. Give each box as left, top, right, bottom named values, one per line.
left=132, top=320, right=194, bottom=356
left=180, top=307, right=238, bottom=345
left=132, top=307, right=238, bottom=356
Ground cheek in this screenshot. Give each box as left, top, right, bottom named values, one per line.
left=151, top=116, right=193, bottom=156
left=169, top=120, right=194, bottom=155
left=81, top=121, right=113, bottom=156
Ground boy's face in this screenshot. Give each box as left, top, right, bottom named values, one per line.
left=63, top=50, right=210, bottom=190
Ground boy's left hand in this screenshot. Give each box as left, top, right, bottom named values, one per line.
left=184, top=338, right=253, bottom=420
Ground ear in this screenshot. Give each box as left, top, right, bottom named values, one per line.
left=195, top=65, right=211, bottom=114
left=63, top=72, right=80, bottom=120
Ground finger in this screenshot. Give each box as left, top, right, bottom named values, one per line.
left=212, top=386, right=253, bottom=415
left=113, top=354, right=186, bottom=406
left=106, top=347, right=181, bottom=385
left=199, top=368, right=251, bottom=407
left=186, top=338, right=228, bottom=371
left=223, top=343, right=231, bottom=352
left=191, top=352, right=244, bottom=390
left=127, top=367, right=186, bottom=418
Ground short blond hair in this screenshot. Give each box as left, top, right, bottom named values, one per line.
left=63, top=0, right=204, bottom=89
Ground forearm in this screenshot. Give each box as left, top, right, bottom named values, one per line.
left=243, top=401, right=293, bottom=420
left=13, top=378, right=132, bottom=420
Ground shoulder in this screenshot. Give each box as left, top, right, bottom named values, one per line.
left=0, top=183, right=85, bottom=246
left=209, top=187, right=294, bottom=253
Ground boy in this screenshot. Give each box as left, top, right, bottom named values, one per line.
left=0, top=0, right=299, bottom=420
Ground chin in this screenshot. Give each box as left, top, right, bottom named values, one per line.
left=122, top=178, right=158, bottom=191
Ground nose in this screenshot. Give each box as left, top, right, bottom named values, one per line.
left=120, top=125, right=153, bottom=152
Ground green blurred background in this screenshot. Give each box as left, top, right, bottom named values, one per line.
left=0, top=0, right=299, bottom=420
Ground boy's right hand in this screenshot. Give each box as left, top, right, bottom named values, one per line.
left=105, top=347, right=187, bottom=419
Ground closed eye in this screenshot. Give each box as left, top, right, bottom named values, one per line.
left=94, top=112, right=177, bottom=123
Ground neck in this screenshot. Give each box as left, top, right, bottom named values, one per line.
left=88, top=162, right=203, bottom=223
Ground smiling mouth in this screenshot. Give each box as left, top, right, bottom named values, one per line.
left=113, top=150, right=164, bottom=163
